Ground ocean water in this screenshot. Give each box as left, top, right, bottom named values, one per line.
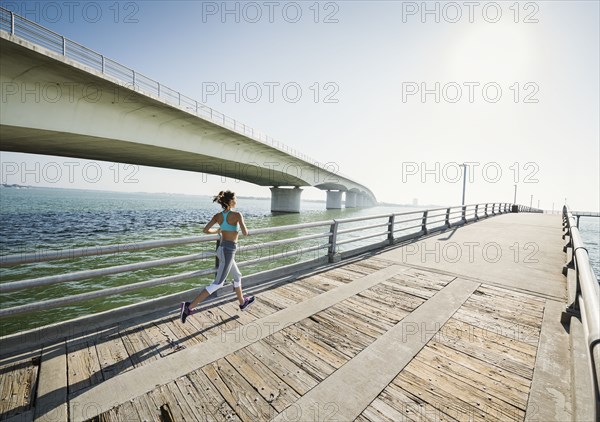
left=1, top=186, right=598, bottom=336
left=0, top=186, right=422, bottom=335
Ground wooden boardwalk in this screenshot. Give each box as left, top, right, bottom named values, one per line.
left=0, top=213, right=571, bottom=421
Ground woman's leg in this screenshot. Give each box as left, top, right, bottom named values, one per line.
left=189, top=245, right=234, bottom=310
left=230, top=259, right=244, bottom=304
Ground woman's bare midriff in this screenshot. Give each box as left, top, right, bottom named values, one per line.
left=220, top=230, right=239, bottom=242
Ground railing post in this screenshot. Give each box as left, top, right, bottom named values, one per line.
left=461, top=205, right=467, bottom=223
left=445, top=208, right=451, bottom=227
left=474, top=204, right=479, bottom=220
left=328, top=221, right=341, bottom=263
left=101, top=55, right=105, bottom=73
left=388, top=215, right=395, bottom=245
left=421, top=211, right=428, bottom=234
left=10, top=11, right=15, bottom=35
left=62, top=36, right=66, bottom=55
left=214, top=239, right=220, bottom=269
left=484, top=204, right=488, bottom=217
left=132, top=70, right=136, bottom=87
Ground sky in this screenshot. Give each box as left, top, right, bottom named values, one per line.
left=1, top=0, right=599, bottom=211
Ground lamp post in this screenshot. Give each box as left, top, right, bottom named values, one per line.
left=530, top=194, right=533, bottom=208
left=513, top=184, right=517, bottom=204
left=461, top=163, right=467, bottom=206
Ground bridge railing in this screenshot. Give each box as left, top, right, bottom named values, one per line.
left=562, top=205, right=600, bottom=420
left=0, top=7, right=321, bottom=169
left=0, top=203, right=523, bottom=325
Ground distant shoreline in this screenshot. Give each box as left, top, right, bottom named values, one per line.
left=0, top=184, right=433, bottom=208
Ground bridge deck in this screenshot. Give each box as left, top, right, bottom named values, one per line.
left=0, top=213, right=571, bottom=422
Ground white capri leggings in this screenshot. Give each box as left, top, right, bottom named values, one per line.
left=205, top=240, right=242, bottom=294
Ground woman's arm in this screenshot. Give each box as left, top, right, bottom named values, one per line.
left=203, top=214, right=221, bottom=234
left=239, top=213, right=249, bottom=236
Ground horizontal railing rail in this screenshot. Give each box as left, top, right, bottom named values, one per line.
left=0, top=203, right=531, bottom=320
left=562, top=205, right=600, bottom=420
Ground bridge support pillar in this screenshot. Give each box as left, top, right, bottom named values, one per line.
left=356, top=195, right=365, bottom=207
left=345, top=192, right=357, bottom=208
left=270, top=187, right=302, bottom=213
left=326, top=190, right=343, bottom=209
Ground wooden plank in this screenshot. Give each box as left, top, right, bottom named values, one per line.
left=243, top=298, right=280, bottom=319
left=371, top=277, right=437, bottom=299
left=360, top=399, right=402, bottom=422
left=225, top=348, right=300, bottom=413
left=309, top=312, right=377, bottom=347
left=201, top=358, right=274, bottom=422
left=218, top=301, right=257, bottom=326
left=377, top=383, right=449, bottom=422
left=340, top=296, right=404, bottom=331
left=130, top=393, right=160, bottom=422
left=452, top=308, right=540, bottom=346
left=296, top=274, right=345, bottom=291
left=66, top=341, right=102, bottom=395
left=95, top=333, right=134, bottom=381
left=387, top=273, right=449, bottom=292
left=461, top=297, right=542, bottom=330
left=337, top=262, right=374, bottom=276
left=381, top=279, right=438, bottom=300
left=268, top=285, right=309, bottom=304
left=402, top=267, right=456, bottom=283
left=392, top=369, right=496, bottom=422
left=286, top=278, right=328, bottom=295
left=477, top=285, right=545, bottom=309
left=142, top=319, right=185, bottom=358
left=435, top=324, right=535, bottom=380
left=427, top=341, right=530, bottom=396
left=119, top=326, right=160, bottom=368
left=346, top=295, right=409, bottom=323
left=354, top=289, right=417, bottom=323
left=321, top=306, right=387, bottom=339
left=0, top=355, right=39, bottom=420
left=416, top=346, right=529, bottom=410
left=201, top=307, right=242, bottom=336
left=293, top=318, right=365, bottom=360
left=404, top=358, right=525, bottom=421
left=177, top=371, right=241, bottom=422
left=147, top=383, right=197, bottom=422
left=319, top=267, right=363, bottom=283
left=160, top=315, right=209, bottom=349
left=244, top=340, right=318, bottom=396
left=275, top=282, right=321, bottom=300
left=442, top=318, right=537, bottom=359
left=469, top=289, right=544, bottom=320
left=96, top=399, right=139, bottom=422
left=383, top=380, right=460, bottom=422
left=256, top=290, right=297, bottom=309
left=358, top=286, right=424, bottom=314
left=262, top=331, right=335, bottom=382
left=280, top=325, right=349, bottom=370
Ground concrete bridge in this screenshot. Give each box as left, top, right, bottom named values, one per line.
left=0, top=9, right=376, bottom=212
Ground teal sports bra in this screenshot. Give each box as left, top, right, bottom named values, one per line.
left=220, top=210, right=239, bottom=232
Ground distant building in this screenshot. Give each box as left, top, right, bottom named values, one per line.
left=412, top=198, right=418, bottom=206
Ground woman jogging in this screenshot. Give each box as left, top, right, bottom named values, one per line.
left=180, top=190, right=255, bottom=323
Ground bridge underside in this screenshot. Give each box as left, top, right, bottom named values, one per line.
left=0, top=34, right=376, bottom=211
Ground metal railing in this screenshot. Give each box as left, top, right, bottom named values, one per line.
left=562, top=205, right=600, bottom=420
left=0, top=7, right=328, bottom=175
left=0, top=203, right=520, bottom=320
